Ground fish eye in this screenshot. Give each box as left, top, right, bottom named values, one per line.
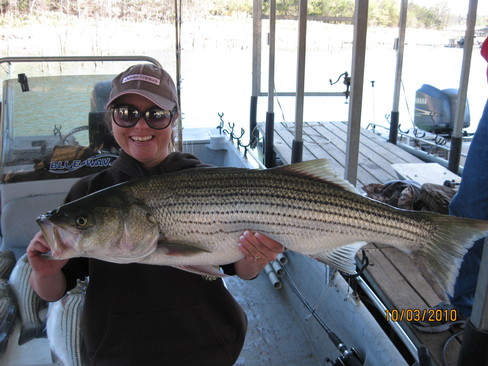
left=76, top=216, right=88, bottom=227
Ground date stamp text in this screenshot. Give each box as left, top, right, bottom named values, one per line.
left=385, top=308, right=458, bottom=322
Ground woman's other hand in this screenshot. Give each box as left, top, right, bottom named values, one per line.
left=235, top=231, right=285, bottom=280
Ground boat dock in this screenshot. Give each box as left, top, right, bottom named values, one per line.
left=259, top=120, right=464, bottom=365
left=267, top=121, right=424, bottom=187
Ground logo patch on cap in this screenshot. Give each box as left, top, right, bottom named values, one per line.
left=122, top=74, right=160, bottom=85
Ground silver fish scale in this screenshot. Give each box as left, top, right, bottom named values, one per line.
left=47, top=279, right=86, bottom=366
left=0, top=279, right=17, bottom=354
left=125, top=168, right=430, bottom=257
left=0, top=251, right=16, bottom=280
left=8, top=254, right=46, bottom=345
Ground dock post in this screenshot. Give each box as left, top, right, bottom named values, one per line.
left=449, top=0, right=477, bottom=175
left=264, top=0, right=276, bottom=168
left=388, top=111, right=399, bottom=144
left=457, top=238, right=488, bottom=366
left=264, top=112, right=276, bottom=167
left=447, top=136, right=462, bottom=175
left=251, top=0, right=262, bottom=150
left=345, top=0, right=368, bottom=185
left=389, top=0, right=407, bottom=145
left=292, top=0, right=307, bottom=165
left=250, top=96, right=258, bottom=146
left=291, top=140, right=303, bottom=163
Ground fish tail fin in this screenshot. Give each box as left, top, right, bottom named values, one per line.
left=412, top=213, right=488, bottom=297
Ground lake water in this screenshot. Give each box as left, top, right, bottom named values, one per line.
left=3, top=18, right=487, bottom=140
left=179, top=44, right=487, bottom=137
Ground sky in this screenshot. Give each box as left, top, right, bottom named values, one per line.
left=411, top=0, right=488, bottom=16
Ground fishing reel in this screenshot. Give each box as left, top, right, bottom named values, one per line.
left=326, top=346, right=364, bottom=366
left=324, top=329, right=365, bottom=366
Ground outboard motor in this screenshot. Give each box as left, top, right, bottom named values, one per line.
left=414, top=84, right=470, bottom=135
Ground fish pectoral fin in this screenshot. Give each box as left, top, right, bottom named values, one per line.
left=157, top=241, right=211, bottom=256
left=175, top=265, right=228, bottom=278
left=311, top=242, right=367, bottom=274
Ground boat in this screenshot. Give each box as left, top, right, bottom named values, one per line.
left=1, top=1, right=487, bottom=365
left=412, top=84, right=470, bottom=136
left=0, top=56, right=422, bottom=366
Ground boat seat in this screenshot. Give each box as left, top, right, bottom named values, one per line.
left=1, top=192, right=66, bottom=259
left=88, top=111, right=119, bottom=151
left=88, top=80, right=119, bottom=152
left=90, top=80, right=112, bottom=112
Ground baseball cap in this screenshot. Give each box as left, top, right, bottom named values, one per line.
left=106, top=64, right=179, bottom=111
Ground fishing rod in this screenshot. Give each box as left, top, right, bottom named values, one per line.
left=281, top=267, right=364, bottom=366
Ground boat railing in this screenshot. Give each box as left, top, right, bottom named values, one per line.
left=397, top=130, right=469, bottom=168
left=367, top=122, right=469, bottom=171
left=0, top=55, right=161, bottom=68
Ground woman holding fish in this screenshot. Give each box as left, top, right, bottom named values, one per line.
left=27, top=64, right=284, bottom=366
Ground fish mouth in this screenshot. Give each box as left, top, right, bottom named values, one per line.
left=37, top=214, right=79, bottom=259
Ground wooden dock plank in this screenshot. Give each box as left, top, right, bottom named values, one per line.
left=363, top=244, right=462, bottom=366
left=364, top=246, right=427, bottom=310
left=380, top=247, right=443, bottom=308
left=304, top=122, right=381, bottom=186
left=334, top=122, right=424, bottom=164
left=277, top=122, right=349, bottom=178
left=326, top=122, right=424, bottom=182
left=273, top=122, right=318, bottom=163
left=261, top=121, right=423, bottom=188
left=315, top=122, right=396, bottom=184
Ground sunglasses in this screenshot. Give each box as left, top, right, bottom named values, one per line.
left=111, top=104, right=174, bottom=130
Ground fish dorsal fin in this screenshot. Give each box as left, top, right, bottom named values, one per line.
left=272, top=159, right=359, bottom=194
left=311, top=242, right=367, bottom=274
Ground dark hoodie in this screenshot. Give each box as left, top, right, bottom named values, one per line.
left=62, top=151, right=247, bottom=366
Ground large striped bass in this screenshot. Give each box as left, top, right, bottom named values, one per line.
left=37, top=159, right=488, bottom=295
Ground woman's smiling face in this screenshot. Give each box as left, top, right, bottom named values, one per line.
left=111, top=94, right=174, bottom=169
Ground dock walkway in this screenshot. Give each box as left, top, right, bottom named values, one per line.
left=259, top=121, right=463, bottom=365
left=266, top=121, right=424, bottom=186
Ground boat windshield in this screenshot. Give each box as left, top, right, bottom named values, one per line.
left=0, top=74, right=120, bottom=183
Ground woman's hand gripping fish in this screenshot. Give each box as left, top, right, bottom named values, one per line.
left=37, top=159, right=488, bottom=295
